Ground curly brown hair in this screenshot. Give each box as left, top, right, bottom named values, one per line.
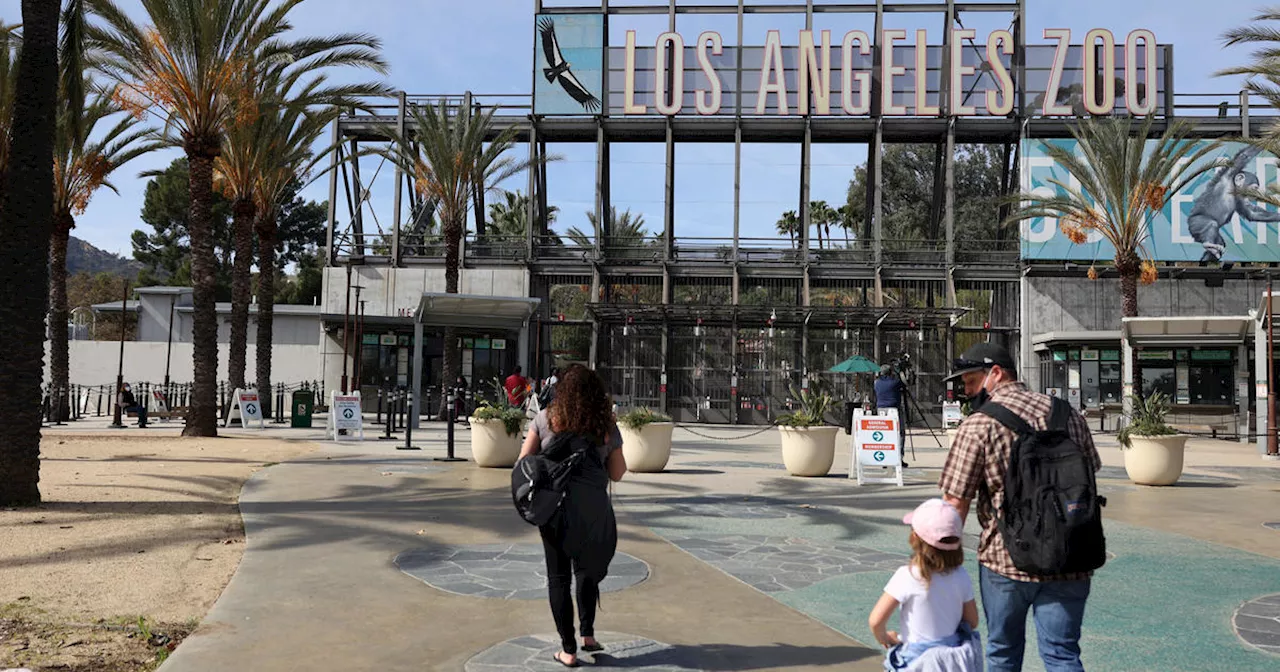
left=548, top=364, right=614, bottom=443
left=908, top=530, right=965, bottom=586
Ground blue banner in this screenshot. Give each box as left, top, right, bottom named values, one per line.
left=1021, top=139, right=1280, bottom=262
left=533, top=14, right=604, bottom=115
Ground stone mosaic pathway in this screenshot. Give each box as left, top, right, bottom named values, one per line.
left=395, top=543, right=649, bottom=600
left=1233, top=593, right=1280, bottom=656
left=466, top=633, right=701, bottom=671
left=664, top=534, right=905, bottom=593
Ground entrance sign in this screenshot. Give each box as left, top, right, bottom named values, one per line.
left=327, top=391, right=364, bottom=442
left=942, top=402, right=963, bottom=429
left=851, top=408, right=903, bottom=486
left=1022, top=140, right=1280, bottom=262
left=534, top=14, right=1166, bottom=118
left=225, top=388, right=264, bottom=429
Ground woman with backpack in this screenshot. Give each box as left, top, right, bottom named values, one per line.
left=518, top=364, right=627, bottom=667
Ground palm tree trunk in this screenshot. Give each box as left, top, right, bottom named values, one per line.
left=255, top=215, right=276, bottom=418
left=1118, top=253, right=1141, bottom=396
left=441, top=214, right=462, bottom=417
left=0, top=0, right=57, bottom=506
left=228, top=197, right=254, bottom=392
left=183, top=149, right=220, bottom=437
left=49, top=212, right=73, bottom=422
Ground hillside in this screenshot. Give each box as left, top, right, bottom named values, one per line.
left=66, top=236, right=141, bottom=278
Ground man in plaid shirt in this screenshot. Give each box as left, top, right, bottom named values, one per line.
left=939, top=342, right=1101, bottom=672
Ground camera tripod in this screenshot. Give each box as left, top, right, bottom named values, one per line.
left=886, top=360, right=946, bottom=462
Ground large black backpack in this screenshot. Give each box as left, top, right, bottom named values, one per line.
left=980, top=398, right=1107, bottom=576
left=511, top=433, right=592, bottom=526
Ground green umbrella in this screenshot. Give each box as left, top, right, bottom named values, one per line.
left=829, top=355, right=880, bottom=374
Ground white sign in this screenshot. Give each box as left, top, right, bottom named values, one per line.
left=327, top=391, right=364, bottom=442
left=1067, top=388, right=1082, bottom=409
left=942, top=402, right=963, bottom=429
left=851, top=408, right=903, bottom=486
left=224, top=388, right=264, bottom=429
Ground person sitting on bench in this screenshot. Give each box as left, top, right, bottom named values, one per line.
left=119, top=383, right=147, bottom=427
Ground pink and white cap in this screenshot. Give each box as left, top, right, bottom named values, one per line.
left=903, top=498, right=964, bottom=551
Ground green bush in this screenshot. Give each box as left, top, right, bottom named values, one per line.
left=1118, top=391, right=1177, bottom=448
left=617, top=407, right=671, bottom=431
left=775, top=384, right=836, bottom=428
left=473, top=400, right=526, bottom=437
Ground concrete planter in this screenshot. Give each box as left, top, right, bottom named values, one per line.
left=469, top=417, right=523, bottom=468
left=619, top=422, right=674, bottom=473
left=778, top=425, right=840, bottom=477
left=1123, top=434, right=1188, bottom=486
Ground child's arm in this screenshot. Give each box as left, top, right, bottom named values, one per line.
left=962, top=599, right=979, bottom=629
left=868, top=592, right=902, bottom=648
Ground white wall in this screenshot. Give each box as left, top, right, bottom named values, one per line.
left=46, top=341, right=321, bottom=387
left=321, top=266, right=531, bottom=316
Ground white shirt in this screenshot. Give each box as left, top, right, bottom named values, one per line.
left=883, top=565, right=973, bottom=644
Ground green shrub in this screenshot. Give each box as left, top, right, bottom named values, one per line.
left=473, top=400, right=525, bottom=437
left=775, top=384, right=835, bottom=428
left=617, top=407, right=671, bottom=431
left=1118, top=391, right=1177, bottom=448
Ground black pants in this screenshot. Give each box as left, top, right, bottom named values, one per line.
left=539, top=523, right=600, bottom=655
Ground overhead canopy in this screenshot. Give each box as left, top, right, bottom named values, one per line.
left=415, top=293, right=541, bottom=330
left=1121, top=316, right=1253, bottom=347
left=1032, top=331, right=1122, bottom=352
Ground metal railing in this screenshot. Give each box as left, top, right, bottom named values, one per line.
left=465, top=233, right=527, bottom=262
left=332, top=231, right=395, bottom=258
left=956, top=239, right=1019, bottom=265
left=882, top=239, right=947, bottom=266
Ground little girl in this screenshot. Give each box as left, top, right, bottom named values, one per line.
left=868, top=498, right=982, bottom=672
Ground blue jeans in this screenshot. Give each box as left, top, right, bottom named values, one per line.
left=979, top=565, right=1090, bottom=672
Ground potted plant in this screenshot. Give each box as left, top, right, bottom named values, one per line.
left=469, top=379, right=527, bottom=468
left=1118, top=392, right=1187, bottom=486
left=616, top=407, right=674, bottom=473
left=776, top=385, right=840, bottom=477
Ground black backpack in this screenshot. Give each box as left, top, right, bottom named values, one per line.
left=980, top=398, right=1107, bottom=576
left=511, top=433, right=591, bottom=526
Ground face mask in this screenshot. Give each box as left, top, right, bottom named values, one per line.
left=963, top=370, right=994, bottom=409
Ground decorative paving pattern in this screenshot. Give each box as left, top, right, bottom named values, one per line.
left=665, top=534, right=905, bottom=592
left=395, top=544, right=648, bottom=600
left=1233, top=593, right=1280, bottom=656
left=662, top=494, right=799, bottom=519
left=466, top=633, right=703, bottom=671
left=681, top=460, right=786, bottom=471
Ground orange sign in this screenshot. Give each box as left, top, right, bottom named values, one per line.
left=862, top=443, right=897, bottom=451
left=860, top=419, right=895, bottom=431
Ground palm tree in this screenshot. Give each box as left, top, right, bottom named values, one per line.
left=485, top=189, right=559, bottom=243
left=49, top=91, right=158, bottom=421
left=775, top=209, right=799, bottom=247
left=1220, top=8, right=1280, bottom=108
left=214, top=26, right=387, bottom=397
left=810, top=200, right=836, bottom=250
left=1007, top=116, right=1220, bottom=321
left=379, top=100, right=544, bottom=416
left=0, top=0, right=59, bottom=505
left=836, top=203, right=858, bottom=247
left=89, top=0, right=378, bottom=436
left=570, top=206, right=651, bottom=251
left=0, top=22, right=20, bottom=188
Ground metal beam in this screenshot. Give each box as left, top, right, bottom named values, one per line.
left=325, top=118, right=340, bottom=266
left=392, top=91, right=405, bottom=267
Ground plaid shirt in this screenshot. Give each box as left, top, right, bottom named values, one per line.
left=938, top=382, right=1102, bottom=582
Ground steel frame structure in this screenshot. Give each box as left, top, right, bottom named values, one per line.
left=324, top=0, right=1272, bottom=422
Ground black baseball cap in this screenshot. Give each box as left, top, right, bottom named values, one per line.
left=945, top=342, right=1018, bottom=382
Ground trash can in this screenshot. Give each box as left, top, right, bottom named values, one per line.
left=291, top=390, right=315, bottom=428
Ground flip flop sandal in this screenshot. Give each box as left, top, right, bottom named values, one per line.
left=582, top=642, right=604, bottom=652
left=553, top=652, right=580, bottom=668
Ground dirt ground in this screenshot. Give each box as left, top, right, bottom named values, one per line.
left=0, top=432, right=317, bottom=671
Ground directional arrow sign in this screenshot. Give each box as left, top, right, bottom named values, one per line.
left=245, top=404, right=257, bottom=416
left=872, top=430, right=884, bottom=442
left=874, top=451, right=886, bottom=462
left=343, top=408, right=355, bottom=419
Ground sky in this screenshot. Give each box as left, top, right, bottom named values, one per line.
left=0, top=0, right=1263, bottom=259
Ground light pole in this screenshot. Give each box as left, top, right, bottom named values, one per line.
left=110, top=281, right=130, bottom=429
left=351, top=285, right=365, bottom=394
left=163, top=294, right=176, bottom=402
left=1269, top=276, right=1277, bottom=456
left=341, top=264, right=353, bottom=393
left=355, top=296, right=367, bottom=391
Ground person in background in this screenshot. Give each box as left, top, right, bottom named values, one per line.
left=519, top=364, right=627, bottom=667
left=540, top=367, right=561, bottom=407
left=453, top=375, right=469, bottom=424
left=874, top=364, right=907, bottom=458
left=505, top=365, right=530, bottom=407
left=118, top=383, right=147, bottom=427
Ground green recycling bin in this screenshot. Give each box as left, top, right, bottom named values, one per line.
left=291, top=390, right=315, bottom=428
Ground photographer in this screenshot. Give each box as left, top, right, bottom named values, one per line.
left=874, top=364, right=907, bottom=456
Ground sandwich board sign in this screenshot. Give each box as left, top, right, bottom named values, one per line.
left=851, top=408, right=903, bottom=486
left=225, top=388, right=265, bottom=428
left=327, top=391, right=364, bottom=442
left=942, top=401, right=963, bottom=429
